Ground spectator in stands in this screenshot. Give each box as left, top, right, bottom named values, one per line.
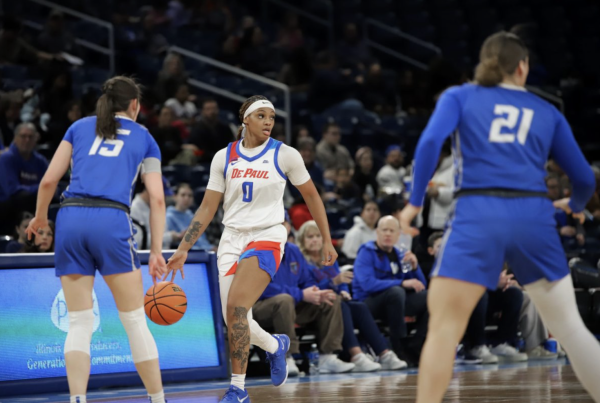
left=22, top=220, right=54, bottom=253
left=166, top=0, right=192, bottom=28
left=165, top=83, right=197, bottom=124
left=137, top=14, right=170, bottom=56
left=376, top=145, right=407, bottom=194
left=360, top=62, right=397, bottom=116
left=36, top=10, right=78, bottom=55
left=253, top=232, right=355, bottom=376
left=427, top=233, right=528, bottom=363
left=46, top=101, right=82, bottom=150
left=331, top=168, right=362, bottom=205
left=239, top=26, right=275, bottom=75
left=40, top=69, right=74, bottom=120
left=336, top=23, right=371, bottom=71
left=353, top=147, right=378, bottom=199
left=155, top=53, right=188, bottom=104
left=131, top=183, right=176, bottom=249
left=420, top=142, right=454, bottom=247
left=278, top=47, right=313, bottom=93
left=277, top=12, right=304, bottom=51
left=4, top=211, right=33, bottom=253
left=0, top=16, right=57, bottom=65
left=0, top=100, right=22, bottom=146
left=298, top=220, right=407, bottom=371
left=217, top=35, right=240, bottom=67
left=149, top=106, right=183, bottom=164
left=316, top=123, right=353, bottom=171
left=0, top=123, right=49, bottom=234
left=196, top=0, right=233, bottom=32
left=166, top=183, right=214, bottom=251
left=352, top=216, right=429, bottom=365
left=308, top=51, right=363, bottom=113
left=188, top=98, right=234, bottom=162
left=292, top=124, right=310, bottom=147
left=342, top=201, right=380, bottom=260
left=296, top=137, right=324, bottom=187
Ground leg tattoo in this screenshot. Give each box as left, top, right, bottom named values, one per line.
left=230, top=307, right=250, bottom=372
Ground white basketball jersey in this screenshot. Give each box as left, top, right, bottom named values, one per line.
left=222, top=138, right=287, bottom=231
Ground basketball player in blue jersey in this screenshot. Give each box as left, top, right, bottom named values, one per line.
left=26, top=77, right=169, bottom=403
left=165, top=95, right=338, bottom=403
left=399, top=32, right=600, bottom=403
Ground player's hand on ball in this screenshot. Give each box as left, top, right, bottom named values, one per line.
left=321, top=242, right=338, bottom=266
left=148, top=252, right=167, bottom=285
left=165, top=249, right=188, bottom=282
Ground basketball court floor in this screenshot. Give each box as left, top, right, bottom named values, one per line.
left=3, top=359, right=593, bottom=403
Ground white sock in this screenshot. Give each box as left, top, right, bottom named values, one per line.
left=148, top=390, right=165, bottom=403
left=265, top=335, right=279, bottom=354
left=351, top=353, right=365, bottom=362
left=525, top=275, right=600, bottom=401
left=70, top=396, right=86, bottom=403
left=231, top=373, right=246, bottom=391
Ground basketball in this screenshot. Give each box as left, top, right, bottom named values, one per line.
left=144, top=281, right=187, bottom=326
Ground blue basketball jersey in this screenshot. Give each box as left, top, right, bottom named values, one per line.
left=410, top=83, right=595, bottom=212
left=62, top=116, right=161, bottom=206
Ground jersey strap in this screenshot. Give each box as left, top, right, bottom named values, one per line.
left=273, top=141, right=287, bottom=180
left=223, top=140, right=240, bottom=178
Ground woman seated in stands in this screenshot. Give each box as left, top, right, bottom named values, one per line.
left=297, top=220, right=407, bottom=372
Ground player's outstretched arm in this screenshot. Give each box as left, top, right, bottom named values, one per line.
left=165, top=189, right=223, bottom=281
left=26, top=140, right=72, bottom=240
left=144, top=171, right=168, bottom=283
left=295, top=179, right=338, bottom=266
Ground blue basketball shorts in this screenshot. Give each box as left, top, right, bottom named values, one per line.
left=432, top=196, right=569, bottom=290
left=55, top=206, right=141, bottom=277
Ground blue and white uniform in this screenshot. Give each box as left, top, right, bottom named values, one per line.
left=208, top=137, right=310, bottom=279
left=410, top=83, right=595, bottom=289
left=55, top=116, right=161, bottom=277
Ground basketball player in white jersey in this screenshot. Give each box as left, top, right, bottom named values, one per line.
left=166, top=95, right=338, bottom=403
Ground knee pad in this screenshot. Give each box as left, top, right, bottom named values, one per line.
left=64, top=308, right=95, bottom=355
left=119, top=307, right=158, bottom=363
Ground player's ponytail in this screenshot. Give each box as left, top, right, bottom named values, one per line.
left=237, top=94, right=270, bottom=140
left=474, top=31, right=528, bottom=87
left=474, top=56, right=503, bottom=87
left=96, top=76, right=141, bottom=140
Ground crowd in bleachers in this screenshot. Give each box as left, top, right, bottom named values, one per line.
left=1, top=0, right=599, bottom=373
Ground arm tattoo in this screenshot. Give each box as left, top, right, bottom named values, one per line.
left=230, top=306, right=250, bottom=372
left=184, top=220, right=203, bottom=244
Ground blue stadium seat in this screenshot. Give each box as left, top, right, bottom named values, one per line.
left=162, top=165, right=191, bottom=186
left=194, top=186, right=207, bottom=206
left=190, top=165, right=210, bottom=189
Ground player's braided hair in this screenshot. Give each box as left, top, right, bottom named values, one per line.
left=474, top=31, right=528, bottom=87
left=96, top=76, right=141, bottom=140
left=236, top=95, right=269, bottom=140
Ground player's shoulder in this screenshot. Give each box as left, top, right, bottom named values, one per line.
left=69, top=116, right=96, bottom=131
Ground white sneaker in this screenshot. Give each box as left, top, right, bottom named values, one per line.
left=286, top=357, right=299, bottom=377
left=490, top=343, right=528, bottom=362
left=351, top=353, right=381, bottom=372
left=527, top=345, right=558, bottom=360
left=378, top=351, right=408, bottom=370
left=318, top=354, right=356, bottom=373
left=469, top=345, right=499, bottom=364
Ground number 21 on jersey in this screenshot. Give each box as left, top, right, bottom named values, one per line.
left=489, top=104, right=534, bottom=145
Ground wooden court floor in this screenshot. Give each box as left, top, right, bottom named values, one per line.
left=4, top=360, right=594, bottom=403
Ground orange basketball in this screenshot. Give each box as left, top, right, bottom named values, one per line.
left=144, top=281, right=187, bottom=325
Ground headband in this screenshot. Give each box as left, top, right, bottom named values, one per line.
left=240, top=99, right=275, bottom=137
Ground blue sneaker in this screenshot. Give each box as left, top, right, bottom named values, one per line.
left=265, top=334, right=290, bottom=387
left=219, top=385, right=250, bottom=403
